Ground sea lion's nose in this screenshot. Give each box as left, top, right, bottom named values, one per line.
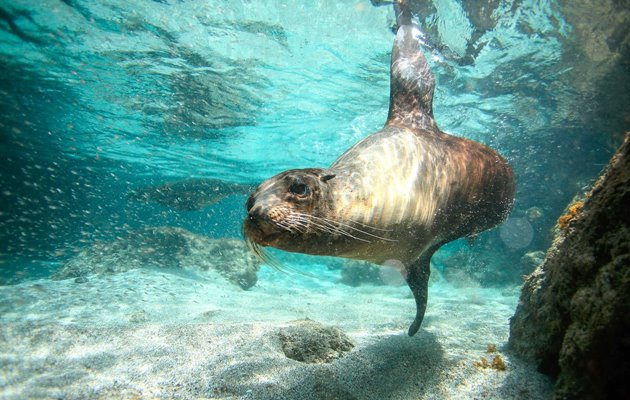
left=248, top=204, right=259, bottom=216
left=247, top=204, right=265, bottom=223
left=246, top=204, right=276, bottom=238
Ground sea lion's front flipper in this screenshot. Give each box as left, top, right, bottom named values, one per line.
left=405, top=251, right=433, bottom=336
left=386, top=1, right=438, bottom=132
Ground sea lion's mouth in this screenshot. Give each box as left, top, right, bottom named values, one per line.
left=243, top=217, right=284, bottom=246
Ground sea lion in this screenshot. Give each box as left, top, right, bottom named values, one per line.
left=243, top=1, right=515, bottom=336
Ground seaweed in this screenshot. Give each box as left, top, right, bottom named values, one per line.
left=473, top=352, right=507, bottom=371
left=474, top=357, right=490, bottom=368
left=491, top=355, right=507, bottom=371
left=557, top=200, right=584, bottom=230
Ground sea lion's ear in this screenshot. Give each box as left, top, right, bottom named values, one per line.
left=320, top=173, right=336, bottom=183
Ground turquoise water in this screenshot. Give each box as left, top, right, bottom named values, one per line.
left=0, top=1, right=628, bottom=398
left=1, top=0, right=625, bottom=275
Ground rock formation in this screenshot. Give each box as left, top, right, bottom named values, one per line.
left=509, top=132, right=630, bottom=399
left=53, top=227, right=260, bottom=289
left=277, top=319, right=354, bottom=364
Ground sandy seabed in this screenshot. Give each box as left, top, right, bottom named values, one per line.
left=0, top=264, right=553, bottom=399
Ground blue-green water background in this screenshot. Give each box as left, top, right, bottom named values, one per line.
left=0, top=0, right=628, bottom=284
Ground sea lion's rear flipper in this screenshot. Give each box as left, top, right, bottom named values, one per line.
left=386, top=1, right=438, bottom=132
left=405, top=251, right=433, bottom=336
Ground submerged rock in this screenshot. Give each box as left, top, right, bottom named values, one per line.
left=339, top=259, right=407, bottom=287
left=278, top=320, right=354, bottom=364
left=129, top=178, right=254, bottom=211
left=340, top=260, right=384, bottom=287
left=440, top=250, right=488, bottom=286
left=53, top=227, right=260, bottom=289
left=509, top=132, right=630, bottom=399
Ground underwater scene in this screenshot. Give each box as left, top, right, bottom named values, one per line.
left=1, top=0, right=628, bottom=399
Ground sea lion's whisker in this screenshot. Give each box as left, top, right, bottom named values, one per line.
left=303, top=218, right=372, bottom=243
left=348, top=220, right=393, bottom=232
left=244, top=226, right=319, bottom=279
left=275, top=220, right=296, bottom=233
left=306, top=213, right=392, bottom=233
left=282, top=217, right=309, bottom=234
left=319, top=218, right=395, bottom=241
left=298, top=213, right=397, bottom=242
left=244, top=236, right=284, bottom=272
left=289, top=214, right=328, bottom=232
left=285, top=215, right=308, bottom=227
left=298, top=219, right=338, bottom=236
left=291, top=213, right=355, bottom=238
left=326, top=220, right=397, bottom=242
left=292, top=213, right=374, bottom=241
left=290, top=213, right=345, bottom=234
left=277, top=220, right=305, bottom=234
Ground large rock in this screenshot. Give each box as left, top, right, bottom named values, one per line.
left=509, top=132, right=630, bottom=399
left=53, top=227, right=260, bottom=289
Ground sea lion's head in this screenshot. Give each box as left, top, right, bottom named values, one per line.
left=243, top=168, right=336, bottom=254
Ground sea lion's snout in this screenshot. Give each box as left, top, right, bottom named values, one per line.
left=244, top=183, right=295, bottom=247
left=246, top=200, right=263, bottom=221
left=246, top=205, right=263, bottom=230
left=245, top=202, right=275, bottom=241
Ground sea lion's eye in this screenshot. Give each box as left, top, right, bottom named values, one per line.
left=289, top=182, right=310, bottom=197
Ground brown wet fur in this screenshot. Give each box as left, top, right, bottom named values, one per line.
left=243, top=0, right=515, bottom=336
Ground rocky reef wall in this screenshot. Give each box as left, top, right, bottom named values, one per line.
left=509, top=132, right=630, bottom=399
